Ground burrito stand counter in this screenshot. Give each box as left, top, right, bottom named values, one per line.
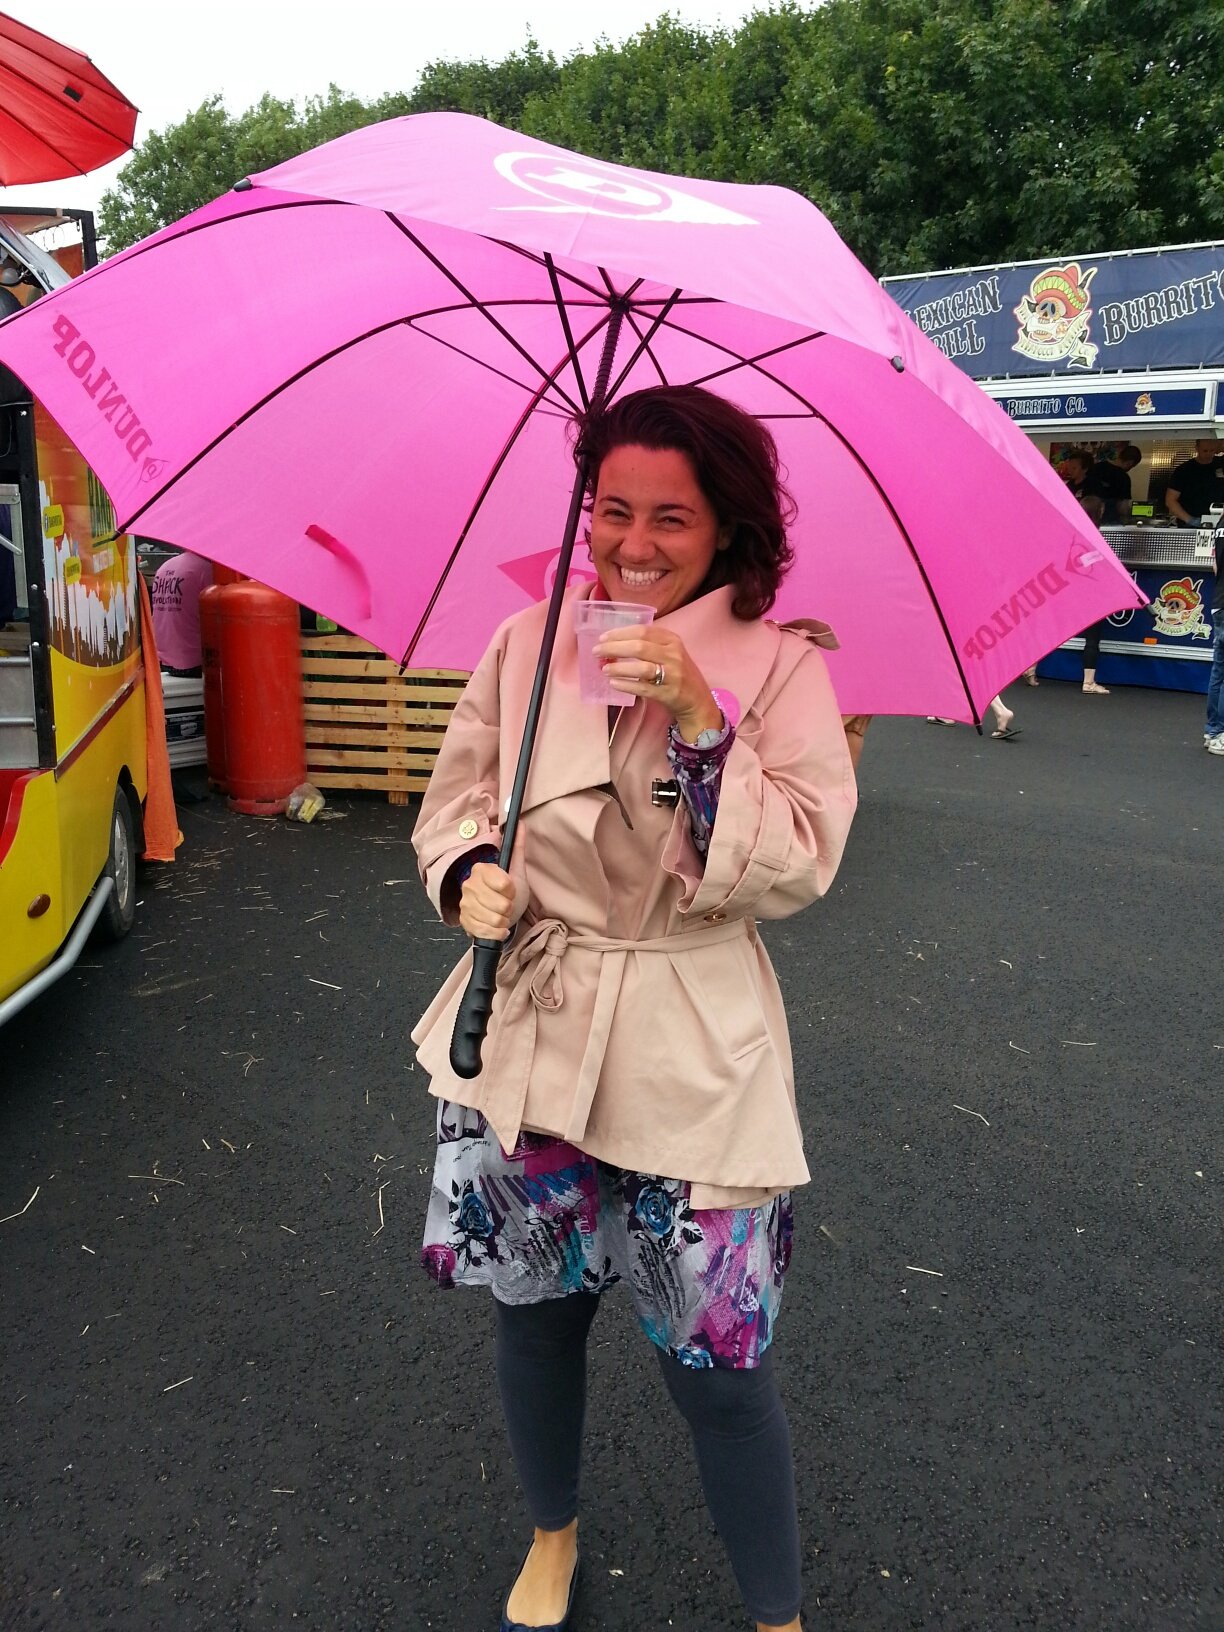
left=881, top=239, right=1224, bottom=696
left=1036, top=524, right=1217, bottom=693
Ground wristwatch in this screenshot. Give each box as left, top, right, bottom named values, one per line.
left=692, top=720, right=728, bottom=751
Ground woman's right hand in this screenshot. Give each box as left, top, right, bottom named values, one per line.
left=459, top=862, right=517, bottom=942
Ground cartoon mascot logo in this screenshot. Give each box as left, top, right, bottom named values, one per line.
left=1149, top=576, right=1212, bottom=640
left=1013, top=263, right=1098, bottom=369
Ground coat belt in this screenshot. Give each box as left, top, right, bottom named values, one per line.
left=479, top=914, right=751, bottom=1155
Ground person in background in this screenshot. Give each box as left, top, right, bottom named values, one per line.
left=925, top=693, right=1018, bottom=739
left=1205, top=519, right=1224, bottom=755
left=1058, top=449, right=1094, bottom=499
left=1165, top=440, right=1224, bottom=527
left=150, top=548, right=212, bottom=676
left=1076, top=493, right=1112, bottom=694
left=1083, top=445, right=1141, bottom=525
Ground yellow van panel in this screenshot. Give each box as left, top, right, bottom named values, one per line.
left=51, top=660, right=148, bottom=916
left=0, top=770, right=66, bottom=1003
left=0, top=682, right=147, bottom=1006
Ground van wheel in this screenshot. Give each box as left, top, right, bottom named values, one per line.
left=93, top=788, right=137, bottom=943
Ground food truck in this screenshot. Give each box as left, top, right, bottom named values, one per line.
left=0, top=210, right=148, bottom=1024
left=883, top=241, right=1224, bottom=691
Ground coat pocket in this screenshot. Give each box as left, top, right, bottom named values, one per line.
left=684, top=934, right=770, bottom=1061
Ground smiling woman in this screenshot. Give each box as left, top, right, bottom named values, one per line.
left=588, top=443, right=724, bottom=616
left=410, top=383, right=858, bottom=1632
left=577, top=383, right=795, bottom=621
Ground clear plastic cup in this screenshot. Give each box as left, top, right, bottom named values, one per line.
left=573, top=599, right=656, bottom=705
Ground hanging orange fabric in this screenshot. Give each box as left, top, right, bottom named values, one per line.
left=135, top=570, right=181, bottom=861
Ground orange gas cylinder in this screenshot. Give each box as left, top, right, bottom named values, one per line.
left=199, top=583, right=228, bottom=793
left=215, top=582, right=305, bottom=816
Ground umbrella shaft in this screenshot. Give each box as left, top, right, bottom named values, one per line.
left=497, top=303, right=626, bottom=869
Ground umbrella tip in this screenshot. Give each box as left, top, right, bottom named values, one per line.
left=890, top=355, right=905, bottom=372
left=234, top=177, right=253, bottom=192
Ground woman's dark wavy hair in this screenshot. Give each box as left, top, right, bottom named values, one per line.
left=572, top=384, right=796, bottom=620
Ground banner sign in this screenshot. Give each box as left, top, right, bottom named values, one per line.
left=991, top=384, right=1213, bottom=424
left=884, top=245, right=1224, bottom=378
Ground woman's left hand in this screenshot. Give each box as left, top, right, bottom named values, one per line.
left=593, top=625, right=723, bottom=742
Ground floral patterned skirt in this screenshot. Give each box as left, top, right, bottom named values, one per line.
left=420, top=1100, right=792, bottom=1369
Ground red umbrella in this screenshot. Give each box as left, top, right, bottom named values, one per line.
left=0, top=10, right=137, bottom=183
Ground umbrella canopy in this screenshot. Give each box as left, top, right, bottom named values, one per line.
left=0, top=112, right=1144, bottom=717
left=0, top=10, right=137, bottom=183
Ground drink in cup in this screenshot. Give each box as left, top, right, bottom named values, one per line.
left=573, top=600, right=656, bottom=705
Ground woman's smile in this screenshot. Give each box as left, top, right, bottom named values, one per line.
left=591, top=444, right=725, bottom=616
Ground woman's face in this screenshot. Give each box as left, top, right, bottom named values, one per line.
left=590, top=443, right=727, bottom=617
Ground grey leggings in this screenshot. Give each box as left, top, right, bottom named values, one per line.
left=494, top=1292, right=803, bottom=1626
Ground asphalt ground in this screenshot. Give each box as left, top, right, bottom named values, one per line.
left=2, top=677, right=1220, bottom=1632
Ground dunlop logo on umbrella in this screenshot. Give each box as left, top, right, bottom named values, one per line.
left=48, top=313, right=160, bottom=477
left=962, top=563, right=1072, bottom=662
left=493, top=151, right=757, bottom=226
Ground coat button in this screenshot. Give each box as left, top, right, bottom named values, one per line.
left=458, top=818, right=479, bottom=840
left=703, top=910, right=727, bottom=924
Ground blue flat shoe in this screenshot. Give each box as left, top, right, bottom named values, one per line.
left=499, top=1544, right=580, bottom=1632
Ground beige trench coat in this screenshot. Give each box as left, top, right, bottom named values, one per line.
left=411, top=581, right=857, bottom=1209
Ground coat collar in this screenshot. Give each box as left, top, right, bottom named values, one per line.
left=503, top=582, right=809, bottom=814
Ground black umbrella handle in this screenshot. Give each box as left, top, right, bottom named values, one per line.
left=449, top=938, right=501, bottom=1079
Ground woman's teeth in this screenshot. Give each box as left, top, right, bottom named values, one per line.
left=620, top=568, right=665, bottom=586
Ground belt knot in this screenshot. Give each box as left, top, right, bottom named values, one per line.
left=502, top=916, right=569, bottom=1013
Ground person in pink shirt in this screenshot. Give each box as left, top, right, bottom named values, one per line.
left=150, top=549, right=212, bottom=675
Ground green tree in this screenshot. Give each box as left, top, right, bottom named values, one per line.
left=752, top=0, right=1224, bottom=271
left=98, top=86, right=381, bottom=251
left=404, top=39, right=560, bottom=124
left=99, top=2, right=1224, bottom=272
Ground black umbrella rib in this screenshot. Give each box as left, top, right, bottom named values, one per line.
left=398, top=290, right=614, bottom=414
left=606, top=312, right=824, bottom=423
left=599, top=267, right=648, bottom=307
left=384, top=215, right=592, bottom=416
left=116, top=297, right=580, bottom=532
left=606, top=290, right=686, bottom=396
left=399, top=310, right=615, bottom=666
left=485, top=239, right=718, bottom=315
left=679, top=332, right=828, bottom=398
left=544, top=253, right=589, bottom=412
left=490, top=238, right=611, bottom=304
left=619, top=309, right=669, bottom=388
left=399, top=320, right=577, bottom=415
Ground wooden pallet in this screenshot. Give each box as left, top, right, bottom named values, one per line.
left=300, top=633, right=467, bottom=805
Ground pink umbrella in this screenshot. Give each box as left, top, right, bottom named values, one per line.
left=0, top=114, right=1148, bottom=1067
left=0, top=111, right=1144, bottom=721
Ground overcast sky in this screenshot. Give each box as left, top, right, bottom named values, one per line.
left=4, top=0, right=758, bottom=221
